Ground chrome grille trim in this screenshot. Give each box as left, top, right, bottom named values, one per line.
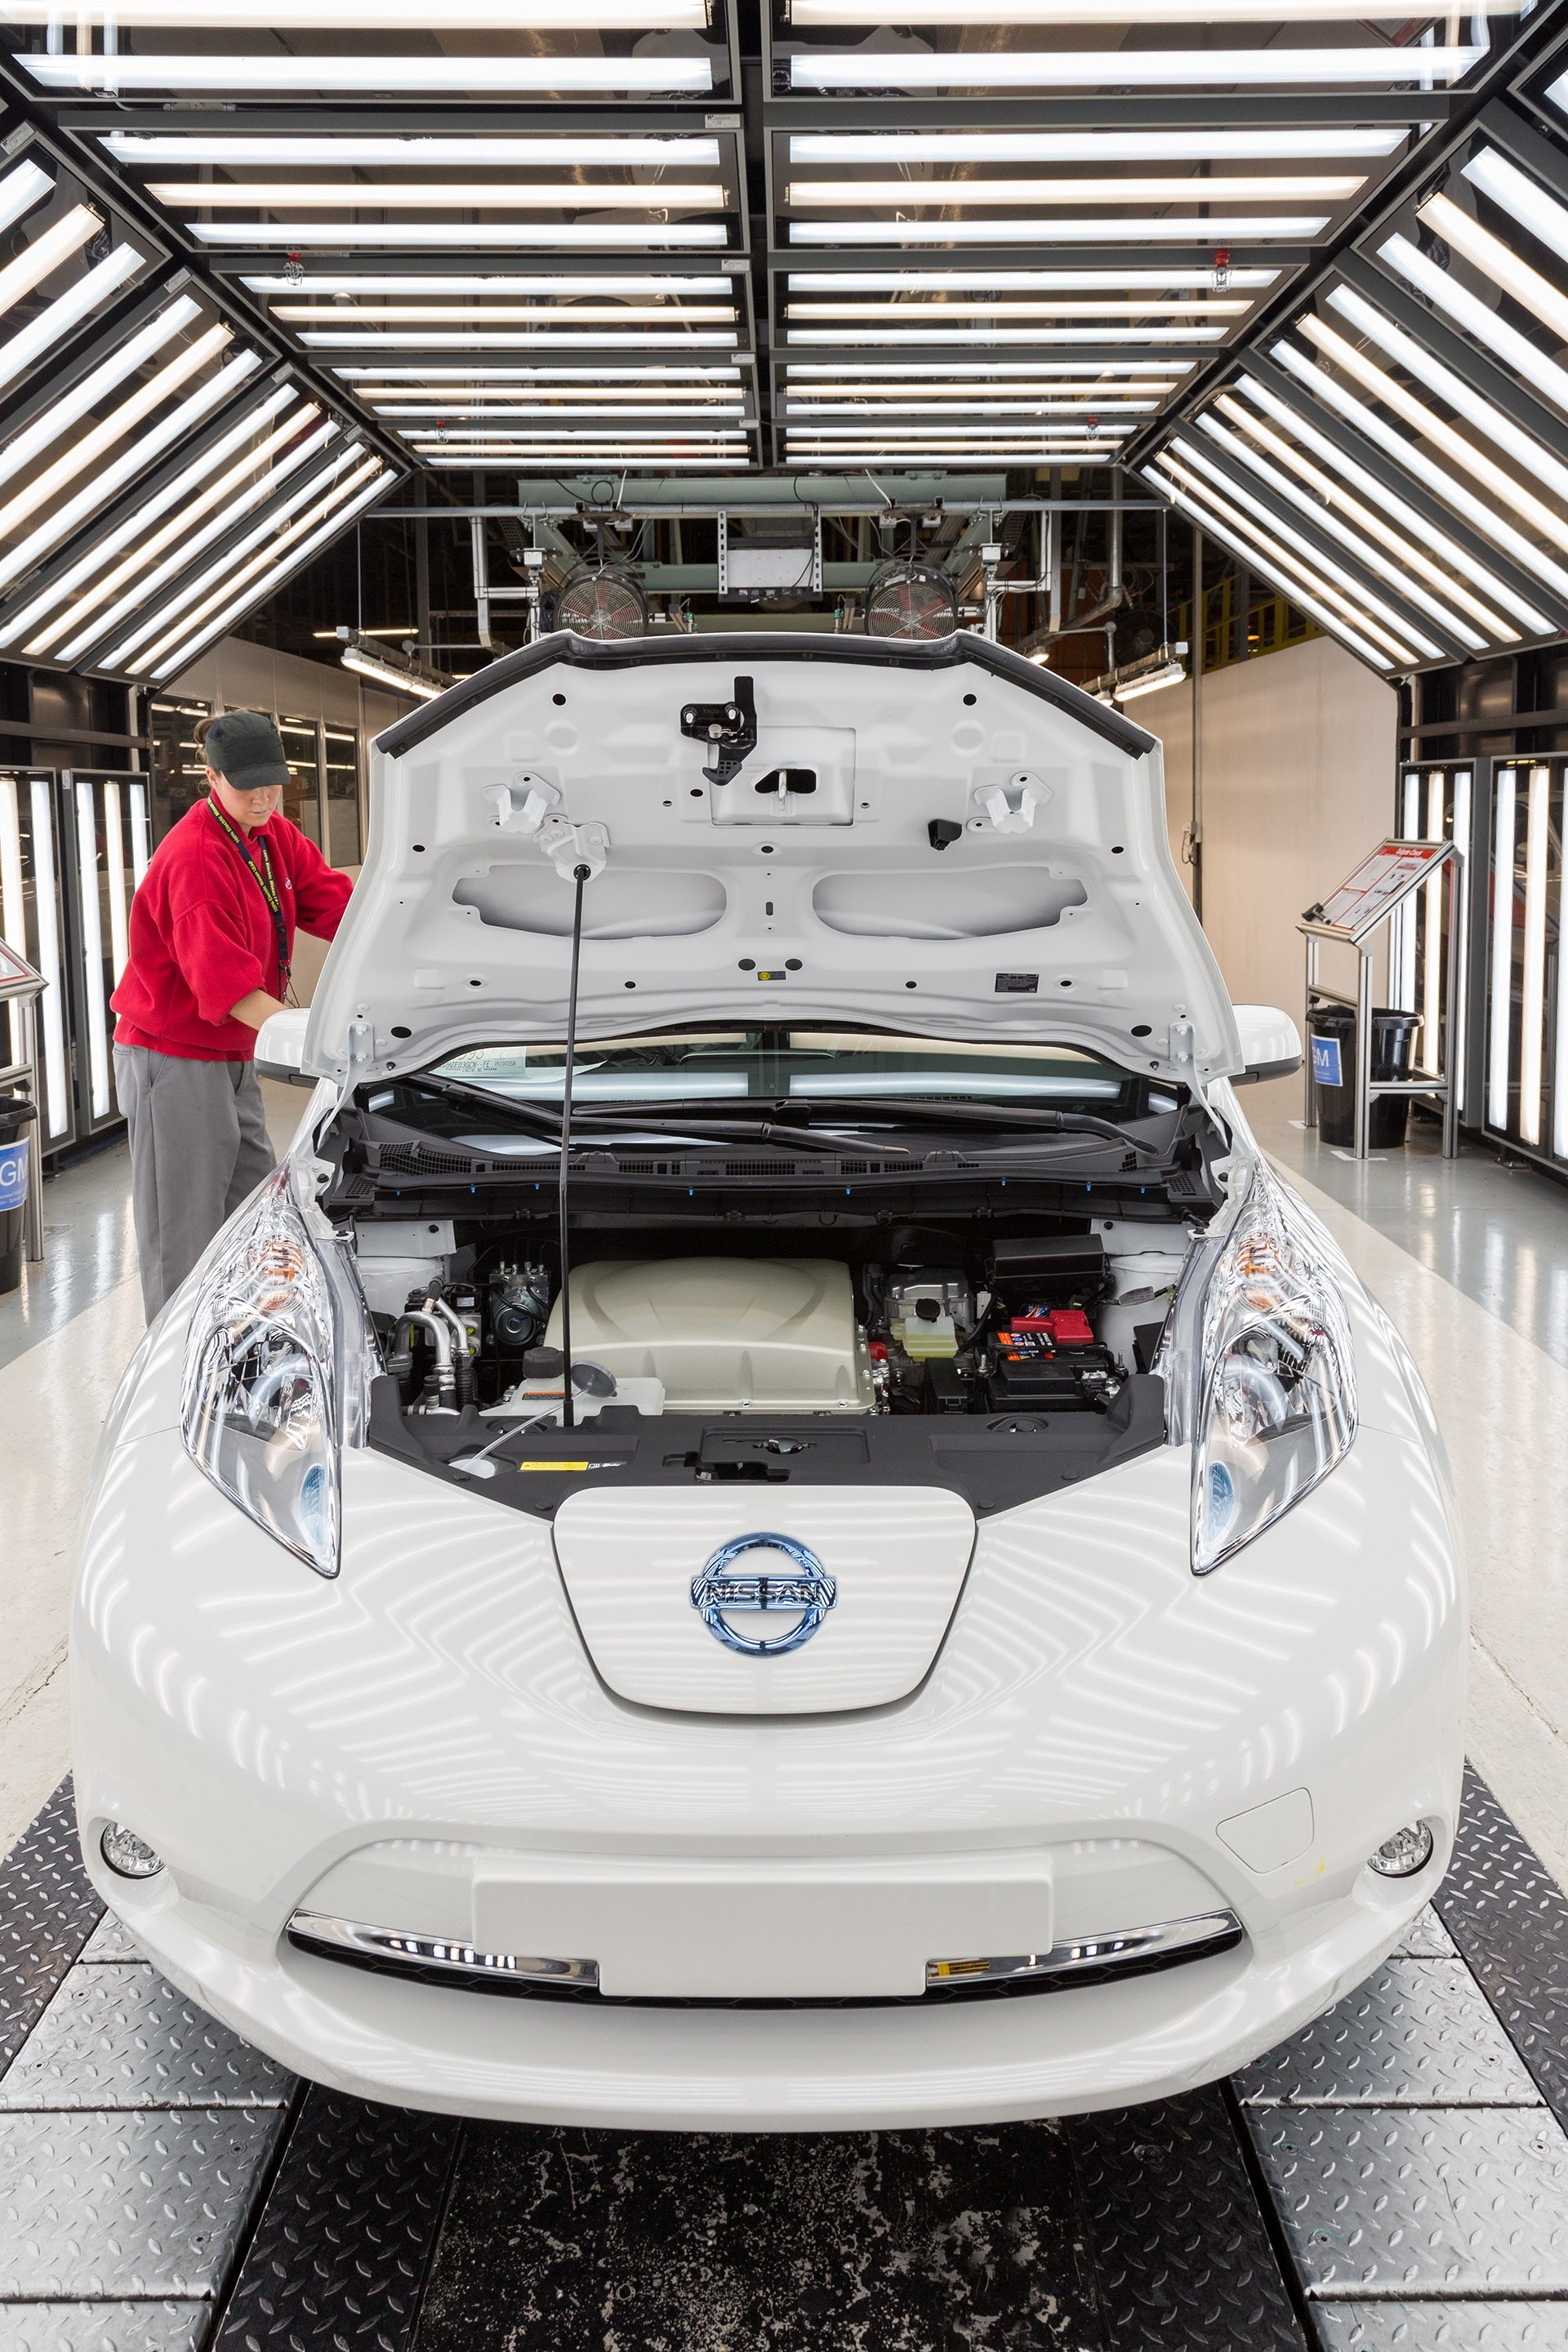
left=287, top=1910, right=599, bottom=1988
left=925, top=1909, right=1245, bottom=1990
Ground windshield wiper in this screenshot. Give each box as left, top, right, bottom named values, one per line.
left=639, top=1091, right=1166, bottom=1163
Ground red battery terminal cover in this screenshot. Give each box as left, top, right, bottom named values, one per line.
left=1008, top=1308, right=1096, bottom=1345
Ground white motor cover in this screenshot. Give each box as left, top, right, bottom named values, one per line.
left=552, top=1486, right=976, bottom=1713
left=543, top=1256, right=873, bottom=1412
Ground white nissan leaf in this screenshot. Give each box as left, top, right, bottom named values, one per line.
left=73, top=633, right=1465, bottom=2130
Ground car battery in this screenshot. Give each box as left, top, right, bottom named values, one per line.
left=987, top=1308, right=1116, bottom=1411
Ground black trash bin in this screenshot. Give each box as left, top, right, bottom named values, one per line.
left=1309, top=1005, right=1423, bottom=1147
left=0, top=1091, right=37, bottom=1294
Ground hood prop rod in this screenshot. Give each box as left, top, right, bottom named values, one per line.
left=556, top=859, right=594, bottom=1430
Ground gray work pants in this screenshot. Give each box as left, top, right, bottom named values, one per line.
left=114, top=1046, right=276, bottom=1322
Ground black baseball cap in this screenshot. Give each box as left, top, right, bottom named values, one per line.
left=204, top=709, right=291, bottom=791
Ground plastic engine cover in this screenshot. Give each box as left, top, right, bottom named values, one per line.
left=542, top=1257, right=875, bottom=1412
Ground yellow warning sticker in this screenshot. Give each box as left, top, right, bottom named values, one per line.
left=516, top=1459, right=593, bottom=1471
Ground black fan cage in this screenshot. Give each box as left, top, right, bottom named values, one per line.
left=554, top=567, right=649, bottom=640
left=863, top=560, right=959, bottom=641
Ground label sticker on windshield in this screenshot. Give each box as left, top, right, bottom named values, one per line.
left=995, top=972, right=1039, bottom=993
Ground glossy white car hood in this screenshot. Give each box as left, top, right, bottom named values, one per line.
left=305, top=630, right=1241, bottom=1087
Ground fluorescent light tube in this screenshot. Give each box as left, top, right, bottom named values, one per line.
left=73, top=782, right=110, bottom=1119
left=153, top=180, right=725, bottom=208
left=9, top=388, right=308, bottom=653
left=0, top=347, right=264, bottom=601
left=789, top=175, right=1358, bottom=204
left=791, top=216, right=1327, bottom=243
left=113, top=135, right=719, bottom=166
left=786, top=359, right=1179, bottom=376
left=105, top=438, right=368, bottom=666
left=399, top=405, right=746, bottom=421
left=147, top=469, right=395, bottom=682
left=1421, top=769, right=1444, bottom=1078
left=104, top=780, right=129, bottom=983
left=793, top=0, right=1501, bottom=16
left=1114, top=662, right=1187, bottom=700
left=0, top=294, right=200, bottom=495
left=0, top=159, right=52, bottom=238
left=1451, top=767, right=1472, bottom=1116
left=791, top=47, right=1483, bottom=87
left=783, top=399, right=1154, bottom=415
left=1325, top=283, right=1568, bottom=514
left=0, top=241, right=145, bottom=394
left=0, top=204, right=100, bottom=323
left=1272, top=337, right=1568, bottom=608
left=787, top=326, right=1225, bottom=343
left=1196, top=408, right=1484, bottom=650
left=787, top=298, right=1245, bottom=317
left=1165, top=434, right=1441, bottom=657
left=51, top=415, right=341, bottom=663
left=1520, top=764, right=1548, bottom=1145
left=0, top=316, right=228, bottom=544
left=1213, top=390, right=1507, bottom=643
left=1419, top=188, right=1568, bottom=350
left=276, top=305, right=736, bottom=323
left=194, top=224, right=731, bottom=247
left=318, top=333, right=740, bottom=351
left=26, top=777, right=68, bottom=1136
left=246, top=272, right=737, bottom=294
left=787, top=266, right=1278, bottom=287
left=341, top=644, right=443, bottom=700
left=1463, top=148, right=1568, bottom=271
left=1154, top=451, right=1420, bottom=662
left=351, top=367, right=741, bottom=384
left=420, top=451, right=750, bottom=467
left=1233, top=368, right=1547, bottom=635
left=15, top=0, right=704, bottom=17
left=790, top=130, right=1401, bottom=162
left=1303, top=311, right=1568, bottom=555
left=1143, top=464, right=1392, bottom=669
left=1488, top=765, right=1516, bottom=1131
left=24, top=55, right=713, bottom=91
left=127, top=456, right=386, bottom=675
left=1380, top=224, right=1568, bottom=421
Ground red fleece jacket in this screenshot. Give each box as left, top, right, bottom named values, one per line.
left=112, top=800, right=354, bottom=1062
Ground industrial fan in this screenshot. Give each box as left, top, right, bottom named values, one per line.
left=863, top=561, right=960, bottom=641
left=555, top=567, right=648, bottom=639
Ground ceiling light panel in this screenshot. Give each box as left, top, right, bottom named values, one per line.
left=789, top=131, right=1404, bottom=163
left=788, top=47, right=1484, bottom=90
left=788, top=216, right=1329, bottom=243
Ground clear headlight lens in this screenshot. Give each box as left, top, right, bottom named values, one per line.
left=1192, top=1160, right=1356, bottom=1575
left=180, top=1169, right=340, bottom=1576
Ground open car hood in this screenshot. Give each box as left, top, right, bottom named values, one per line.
left=305, top=631, right=1241, bottom=1087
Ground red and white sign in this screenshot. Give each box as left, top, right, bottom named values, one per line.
left=1316, top=839, right=1447, bottom=938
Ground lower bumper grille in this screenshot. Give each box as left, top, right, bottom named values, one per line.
left=286, top=1906, right=1244, bottom=2007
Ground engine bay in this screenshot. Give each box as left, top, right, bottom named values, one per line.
left=319, top=1020, right=1225, bottom=1516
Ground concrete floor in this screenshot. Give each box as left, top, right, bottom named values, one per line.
left=2, top=1087, right=1565, bottom=1894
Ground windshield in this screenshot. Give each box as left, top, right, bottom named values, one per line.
left=432, top=1029, right=1174, bottom=1116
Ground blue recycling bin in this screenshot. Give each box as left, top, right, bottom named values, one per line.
left=0, top=1092, right=37, bottom=1294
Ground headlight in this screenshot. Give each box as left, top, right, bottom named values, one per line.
left=1191, top=1160, right=1356, bottom=1575
left=180, top=1169, right=341, bottom=1576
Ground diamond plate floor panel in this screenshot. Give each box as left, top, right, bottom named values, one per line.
left=1234, top=1959, right=1539, bottom=2107
left=1437, top=1766, right=1568, bottom=2132
left=0, top=2105, right=287, bottom=2298
left=0, top=2301, right=209, bottom=2350
left=0, top=1963, right=292, bottom=2111
left=1388, top=1908, right=1458, bottom=1961
left=75, top=1917, right=144, bottom=1967
left=0, top=1784, right=102, bottom=2080
left=1312, top=2307, right=1568, bottom=2350
left=1072, top=2088, right=1308, bottom=2351
left=208, top=2085, right=459, bottom=2352
left=1250, top=2105, right=1568, bottom=2298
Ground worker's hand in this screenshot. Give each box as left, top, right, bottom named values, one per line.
left=229, top=989, right=287, bottom=1030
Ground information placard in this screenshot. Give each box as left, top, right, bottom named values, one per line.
left=1312, top=839, right=1447, bottom=939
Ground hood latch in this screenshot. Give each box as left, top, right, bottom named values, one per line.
left=680, top=674, right=758, bottom=785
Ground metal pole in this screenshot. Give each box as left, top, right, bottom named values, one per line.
left=1191, top=525, right=1204, bottom=924
left=1303, top=933, right=1318, bottom=1129
left=21, top=996, right=42, bottom=1264
left=1441, top=847, right=1463, bottom=1159
left=470, top=518, right=491, bottom=649
left=413, top=475, right=431, bottom=663
left=1354, top=943, right=1373, bottom=1160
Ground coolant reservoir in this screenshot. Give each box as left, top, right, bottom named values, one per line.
left=892, top=1313, right=959, bottom=1360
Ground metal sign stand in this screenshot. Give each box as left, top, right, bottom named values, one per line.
left=0, top=939, right=47, bottom=1264
left=1298, top=840, right=1463, bottom=1160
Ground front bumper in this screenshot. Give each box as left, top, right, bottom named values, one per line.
left=73, top=1409, right=1465, bottom=2129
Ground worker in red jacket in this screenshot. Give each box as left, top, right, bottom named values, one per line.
left=111, top=709, right=354, bottom=1321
